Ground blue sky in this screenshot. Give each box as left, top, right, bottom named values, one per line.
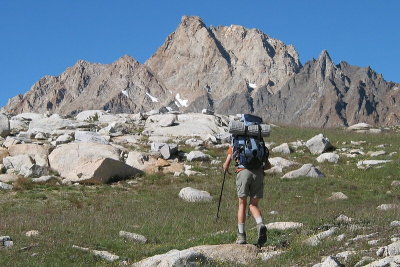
left=1, top=0, right=399, bottom=107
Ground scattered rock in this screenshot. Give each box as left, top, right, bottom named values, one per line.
left=282, top=164, right=324, bottom=179
left=72, top=245, right=119, bottom=262
left=0, top=181, right=13, bottom=190
left=75, top=110, right=106, bottom=122
left=75, top=130, right=109, bottom=144
left=347, top=123, right=372, bottom=131
left=377, top=204, right=400, bottom=211
left=364, top=255, right=400, bottom=267
left=314, top=255, right=344, bottom=267
left=305, top=134, right=333, bottom=155
left=316, top=153, right=339, bottom=163
left=25, top=230, right=39, bottom=237
left=0, top=147, right=10, bottom=162
left=336, top=214, right=352, bottom=223
left=179, top=187, right=212, bottom=202
left=0, top=236, right=13, bottom=247
left=271, top=143, right=291, bottom=154
left=186, top=151, right=210, bottom=161
left=119, top=231, right=147, bottom=244
left=391, top=180, right=400, bottom=187
left=266, top=222, right=303, bottom=231
left=0, top=114, right=11, bottom=137
left=390, top=221, right=400, bottom=227
left=132, top=248, right=210, bottom=267
left=54, top=133, right=74, bottom=145
left=31, top=176, right=61, bottom=183
left=268, top=157, right=298, bottom=168
left=304, top=227, right=338, bottom=246
left=351, top=232, right=378, bottom=242
left=327, top=192, right=348, bottom=201
left=367, top=151, right=386, bottom=157
left=0, top=173, right=19, bottom=183
left=357, top=160, right=392, bottom=169
left=185, top=138, right=204, bottom=147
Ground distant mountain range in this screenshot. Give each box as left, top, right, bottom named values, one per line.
left=2, top=16, right=399, bottom=127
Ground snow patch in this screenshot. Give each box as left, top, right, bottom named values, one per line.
left=146, top=92, right=158, bottom=103
left=248, top=83, right=257, bottom=89
left=166, top=106, right=172, bottom=111
left=175, top=93, right=189, bottom=107
left=121, top=89, right=129, bottom=97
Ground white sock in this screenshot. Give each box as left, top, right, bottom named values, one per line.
left=255, top=216, right=263, bottom=225
left=238, top=223, right=245, bottom=234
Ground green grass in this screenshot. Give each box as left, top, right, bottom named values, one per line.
left=0, top=126, right=399, bottom=266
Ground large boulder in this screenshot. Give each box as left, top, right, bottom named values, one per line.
left=306, top=134, right=333, bottom=155
left=269, top=157, right=298, bottom=169
left=48, top=143, right=122, bottom=181
left=0, top=148, right=9, bottom=163
left=65, top=158, right=140, bottom=184
left=28, top=116, right=90, bottom=134
left=316, top=153, right=339, bottom=163
left=363, top=255, right=400, bottom=267
left=282, top=164, right=325, bottom=179
left=186, top=151, right=210, bottom=161
left=74, top=130, right=109, bottom=144
left=132, top=248, right=210, bottom=267
left=143, top=113, right=226, bottom=137
left=8, top=144, right=52, bottom=167
left=3, top=155, right=49, bottom=177
left=272, top=143, right=292, bottom=154
left=0, top=114, right=10, bottom=137
left=75, top=110, right=106, bottom=122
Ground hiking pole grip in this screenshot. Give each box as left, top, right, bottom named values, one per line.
left=215, top=169, right=227, bottom=222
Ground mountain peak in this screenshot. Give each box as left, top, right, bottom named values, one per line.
left=317, top=50, right=333, bottom=63
left=179, top=15, right=206, bottom=29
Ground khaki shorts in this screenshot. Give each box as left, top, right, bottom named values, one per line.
left=236, top=168, right=264, bottom=198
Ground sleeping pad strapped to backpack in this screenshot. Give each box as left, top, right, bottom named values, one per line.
left=228, top=114, right=270, bottom=170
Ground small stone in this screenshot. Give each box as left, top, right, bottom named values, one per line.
left=336, top=214, right=353, bottom=223
left=377, top=204, right=399, bottom=211
left=186, top=151, right=210, bottom=162
left=390, top=221, right=400, bottom=227
left=1, top=236, right=13, bottom=247
left=272, top=143, right=291, bottom=154
left=327, top=192, right=348, bottom=201
left=119, top=231, right=147, bottom=244
left=179, top=187, right=212, bottom=202
left=336, top=234, right=346, bottom=242
left=266, top=222, right=303, bottom=231
left=391, top=180, right=400, bottom=187
left=26, top=230, right=39, bottom=237
left=0, top=181, right=13, bottom=190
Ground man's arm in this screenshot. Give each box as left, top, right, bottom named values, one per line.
left=223, top=153, right=232, bottom=172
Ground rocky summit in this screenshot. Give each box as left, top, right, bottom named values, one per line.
left=2, top=16, right=399, bottom=127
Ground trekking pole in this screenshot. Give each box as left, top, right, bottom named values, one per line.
left=215, top=169, right=227, bottom=222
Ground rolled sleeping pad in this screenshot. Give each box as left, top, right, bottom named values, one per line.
left=228, top=121, right=270, bottom=137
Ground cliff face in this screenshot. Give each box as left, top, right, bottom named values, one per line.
left=2, top=16, right=399, bottom=127
left=145, top=16, right=301, bottom=112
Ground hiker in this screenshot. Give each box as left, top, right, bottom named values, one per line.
left=223, top=114, right=271, bottom=246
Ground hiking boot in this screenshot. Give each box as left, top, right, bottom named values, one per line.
left=256, top=223, right=267, bottom=247
left=236, top=232, right=247, bottom=244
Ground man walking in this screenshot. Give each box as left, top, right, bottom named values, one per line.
left=223, top=142, right=271, bottom=246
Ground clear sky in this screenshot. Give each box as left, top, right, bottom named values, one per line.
left=1, top=0, right=399, bottom=107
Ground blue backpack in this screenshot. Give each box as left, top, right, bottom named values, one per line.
left=231, top=114, right=269, bottom=170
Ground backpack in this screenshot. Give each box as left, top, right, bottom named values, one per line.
left=229, top=114, right=270, bottom=170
